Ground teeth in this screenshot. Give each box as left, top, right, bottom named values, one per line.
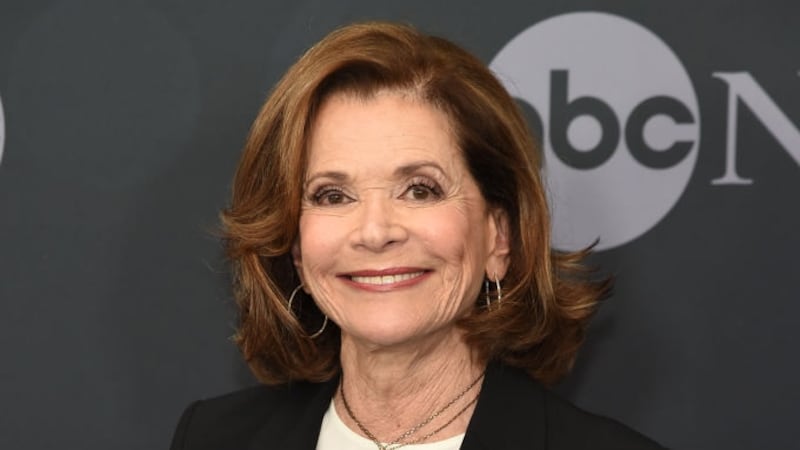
left=351, top=272, right=424, bottom=285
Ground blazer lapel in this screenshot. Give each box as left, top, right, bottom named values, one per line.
left=460, top=363, right=548, bottom=450
left=247, top=376, right=339, bottom=450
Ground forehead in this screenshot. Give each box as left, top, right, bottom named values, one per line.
left=306, top=92, right=461, bottom=172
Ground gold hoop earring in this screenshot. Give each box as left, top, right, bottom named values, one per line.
left=287, top=284, right=328, bottom=338
left=484, top=272, right=503, bottom=308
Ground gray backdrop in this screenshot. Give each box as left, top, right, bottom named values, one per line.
left=1, top=1, right=798, bottom=449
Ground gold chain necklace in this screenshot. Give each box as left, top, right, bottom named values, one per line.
left=339, top=371, right=485, bottom=450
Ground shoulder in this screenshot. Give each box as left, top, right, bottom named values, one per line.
left=170, top=381, right=333, bottom=450
left=472, top=363, right=665, bottom=450
left=541, top=389, right=665, bottom=450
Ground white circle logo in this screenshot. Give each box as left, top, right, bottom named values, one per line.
left=491, top=12, right=699, bottom=250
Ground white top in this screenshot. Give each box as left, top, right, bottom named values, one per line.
left=316, top=399, right=466, bottom=450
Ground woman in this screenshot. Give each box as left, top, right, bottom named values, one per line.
left=171, top=22, right=663, bottom=450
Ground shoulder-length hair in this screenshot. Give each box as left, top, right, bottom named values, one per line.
left=222, top=21, right=610, bottom=386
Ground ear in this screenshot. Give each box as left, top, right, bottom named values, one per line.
left=486, top=208, right=511, bottom=280
left=291, top=239, right=307, bottom=288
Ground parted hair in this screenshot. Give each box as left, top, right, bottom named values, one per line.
left=222, top=22, right=611, bottom=386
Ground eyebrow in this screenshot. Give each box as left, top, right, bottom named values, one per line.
left=395, top=161, right=447, bottom=178
left=304, top=160, right=448, bottom=188
left=304, top=171, right=349, bottom=188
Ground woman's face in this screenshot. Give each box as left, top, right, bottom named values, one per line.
left=294, top=91, right=509, bottom=348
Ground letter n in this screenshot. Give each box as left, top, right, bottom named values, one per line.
left=711, top=71, right=800, bottom=185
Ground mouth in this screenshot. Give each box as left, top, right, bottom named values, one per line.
left=349, top=271, right=425, bottom=285
left=340, top=268, right=430, bottom=290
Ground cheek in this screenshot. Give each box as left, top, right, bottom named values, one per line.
left=296, top=215, right=349, bottom=315
left=419, top=207, right=487, bottom=260
left=297, top=214, right=347, bottom=275
left=414, top=207, right=489, bottom=289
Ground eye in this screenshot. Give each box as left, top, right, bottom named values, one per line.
left=311, top=187, right=352, bottom=206
left=408, top=185, right=433, bottom=201
left=402, top=178, right=442, bottom=202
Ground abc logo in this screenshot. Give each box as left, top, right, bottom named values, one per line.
left=491, top=12, right=699, bottom=251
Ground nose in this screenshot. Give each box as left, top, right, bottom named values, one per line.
left=350, top=193, right=408, bottom=251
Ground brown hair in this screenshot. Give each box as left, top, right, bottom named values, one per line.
left=222, top=22, right=611, bottom=386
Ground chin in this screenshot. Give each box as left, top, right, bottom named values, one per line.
left=340, top=316, right=455, bottom=349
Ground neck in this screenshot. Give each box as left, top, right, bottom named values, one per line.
left=336, top=328, right=485, bottom=444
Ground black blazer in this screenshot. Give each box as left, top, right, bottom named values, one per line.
left=170, top=363, right=664, bottom=449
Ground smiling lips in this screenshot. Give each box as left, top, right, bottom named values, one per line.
left=342, top=268, right=429, bottom=290
left=351, top=272, right=424, bottom=285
